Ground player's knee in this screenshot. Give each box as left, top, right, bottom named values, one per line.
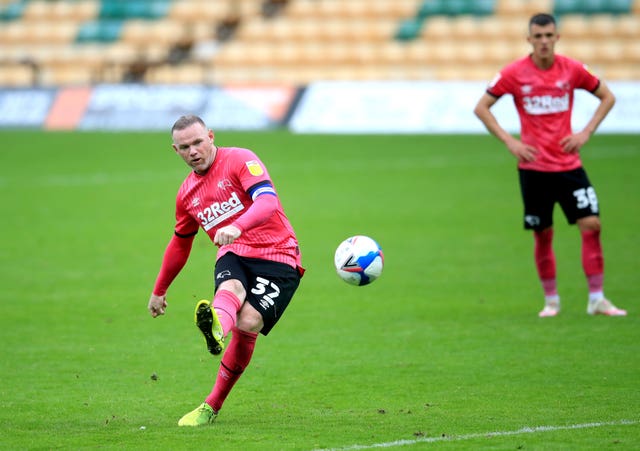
left=578, top=216, right=601, bottom=232
left=218, top=279, right=246, bottom=300
left=236, top=304, right=264, bottom=333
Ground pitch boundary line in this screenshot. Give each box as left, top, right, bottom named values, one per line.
left=313, top=419, right=638, bottom=451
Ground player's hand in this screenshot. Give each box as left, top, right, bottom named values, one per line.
left=148, top=294, right=167, bottom=318
left=560, top=131, right=589, bottom=154
left=506, top=138, right=538, bottom=163
left=214, top=225, right=241, bottom=246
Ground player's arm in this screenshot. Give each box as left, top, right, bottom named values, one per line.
left=560, top=81, right=616, bottom=153
left=214, top=181, right=278, bottom=246
left=148, top=232, right=196, bottom=317
left=473, top=92, right=538, bottom=162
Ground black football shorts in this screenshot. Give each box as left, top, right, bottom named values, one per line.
left=518, top=167, right=599, bottom=230
left=214, top=252, right=301, bottom=335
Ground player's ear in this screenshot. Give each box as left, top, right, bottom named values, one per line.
left=209, top=130, right=215, bottom=142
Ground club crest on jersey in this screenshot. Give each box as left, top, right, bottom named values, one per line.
left=218, top=178, right=232, bottom=190
left=246, top=160, right=264, bottom=176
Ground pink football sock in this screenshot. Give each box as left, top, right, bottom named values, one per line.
left=534, top=229, right=557, bottom=297
left=206, top=327, right=258, bottom=412
left=213, top=289, right=242, bottom=337
left=581, top=229, right=605, bottom=297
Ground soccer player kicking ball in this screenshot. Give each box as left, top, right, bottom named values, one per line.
left=148, top=115, right=304, bottom=426
left=473, top=13, right=626, bottom=317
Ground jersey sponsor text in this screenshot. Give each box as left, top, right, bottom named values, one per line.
left=523, top=93, right=569, bottom=115
left=197, top=191, right=245, bottom=231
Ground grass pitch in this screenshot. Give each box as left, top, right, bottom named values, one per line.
left=0, top=130, right=638, bottom=450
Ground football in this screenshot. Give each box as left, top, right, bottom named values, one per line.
left=334, top=235, right=384, bottom=286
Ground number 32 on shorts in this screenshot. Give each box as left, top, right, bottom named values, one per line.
left=251, top=276, right=281, bottom=310
left=573, top=187, right=599, bottom=214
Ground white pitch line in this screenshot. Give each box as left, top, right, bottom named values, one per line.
left=313, top=419, right=638, bottom=451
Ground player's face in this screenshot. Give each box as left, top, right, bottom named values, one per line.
left=172, top=123, right=216, bottom=174
left=527, top=22, right=558, bottom=61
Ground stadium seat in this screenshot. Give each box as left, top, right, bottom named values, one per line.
left=494, top=0, right=553, bottom=16
left=555, top=0, right=632, bottom=15
left=395, top=18, right=424, bottom=41
left=559, top=15, right=590, bottom=38
left=0, top=63, right=34, bottom=86
left=169, top=0, right=229, bottom=23
left=0, top=0, right=25, bottom=21
left=591, top=0, right=632, bottom=14
left=623, top=39, right=640, bottom=61
left=99, top=0, right=171, bottom=20
left=603, top=63, right=640, bottom=79
left=476, top=16, right=526, bottom=40
left=616, top=14, right=640, bottom=37
left=145, top=63, right=206, bottom=84
left=0, top=21, right=29, bottom=44
left=1, top=0, right=640, bottom=87
left=420, top=16, right=454, bottom=40
left=418, top=0, right=495, bottom=18
left=76, top=19, right=124, bottom=43
left=21, top=0, right=97, bottom=22
left=120, top=18, right=186, bottom=46
left=557, top=41, right=598, bottom=62
left=450, top=16, right=481, bottom=40
left=593, top=40, right=626, bottom=63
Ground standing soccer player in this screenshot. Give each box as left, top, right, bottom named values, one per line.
left=473, top=13, right=626, bottom=317
left=148, top=115, right=304, bottom=425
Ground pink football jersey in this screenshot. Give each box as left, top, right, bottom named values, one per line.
left=174, top=147, right=301, bottom=269
left=487, top=54, right=600, bottom=172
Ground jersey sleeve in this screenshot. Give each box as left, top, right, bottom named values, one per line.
left=486, top=67, right=513, bottom=98
left=229, top=149, right=279, bottom=232
left=152, top=233, right=195, bottom=296
left=573, top=60, right=600, bottom=93
left=231, top=190, right=278, bottom=233
left=232, top=148, right=273, bottom=193
left=174, top=188, right=199, bottom=236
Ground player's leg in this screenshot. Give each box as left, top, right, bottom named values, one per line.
left=184, top=258, right=301, bottom=425
left=180, top=322, right=251, bottom=427
left=519, top=170, right=558, bottom=316
left=213, top=283, right=244, bottom=336
left=183, top=320, right=263, bottom=426
left=559, top=169, right=625, bottom=316
left=213, top=254, right=249, bottom=337
left=179, top=256, right=251, bottom=426
left=204, top=305, right=261, bottom=413
left=534, top=226, right=559, bottom=316
left=195, top=255, right=248, bottom=356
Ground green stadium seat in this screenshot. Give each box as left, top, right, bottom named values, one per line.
left=0, top=0, right=25, bottom=22
left=554, top=0, right=583, bottom=15
left=395, top=18, right=424, bottom=41
left=418, top=0, right=447, bottom=18
left=76, top=19, right=123, bottom=43
left=99, top=0, right=171, bottom=20
left=419, top=0, right=494, bottom=18
left=597, top=0, right=631, bottom=14
left=443, top=0, right=471, bottom=15
left=555, top=0, right=632, bottom=15
left=471, top=0, right=496, bottom=16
